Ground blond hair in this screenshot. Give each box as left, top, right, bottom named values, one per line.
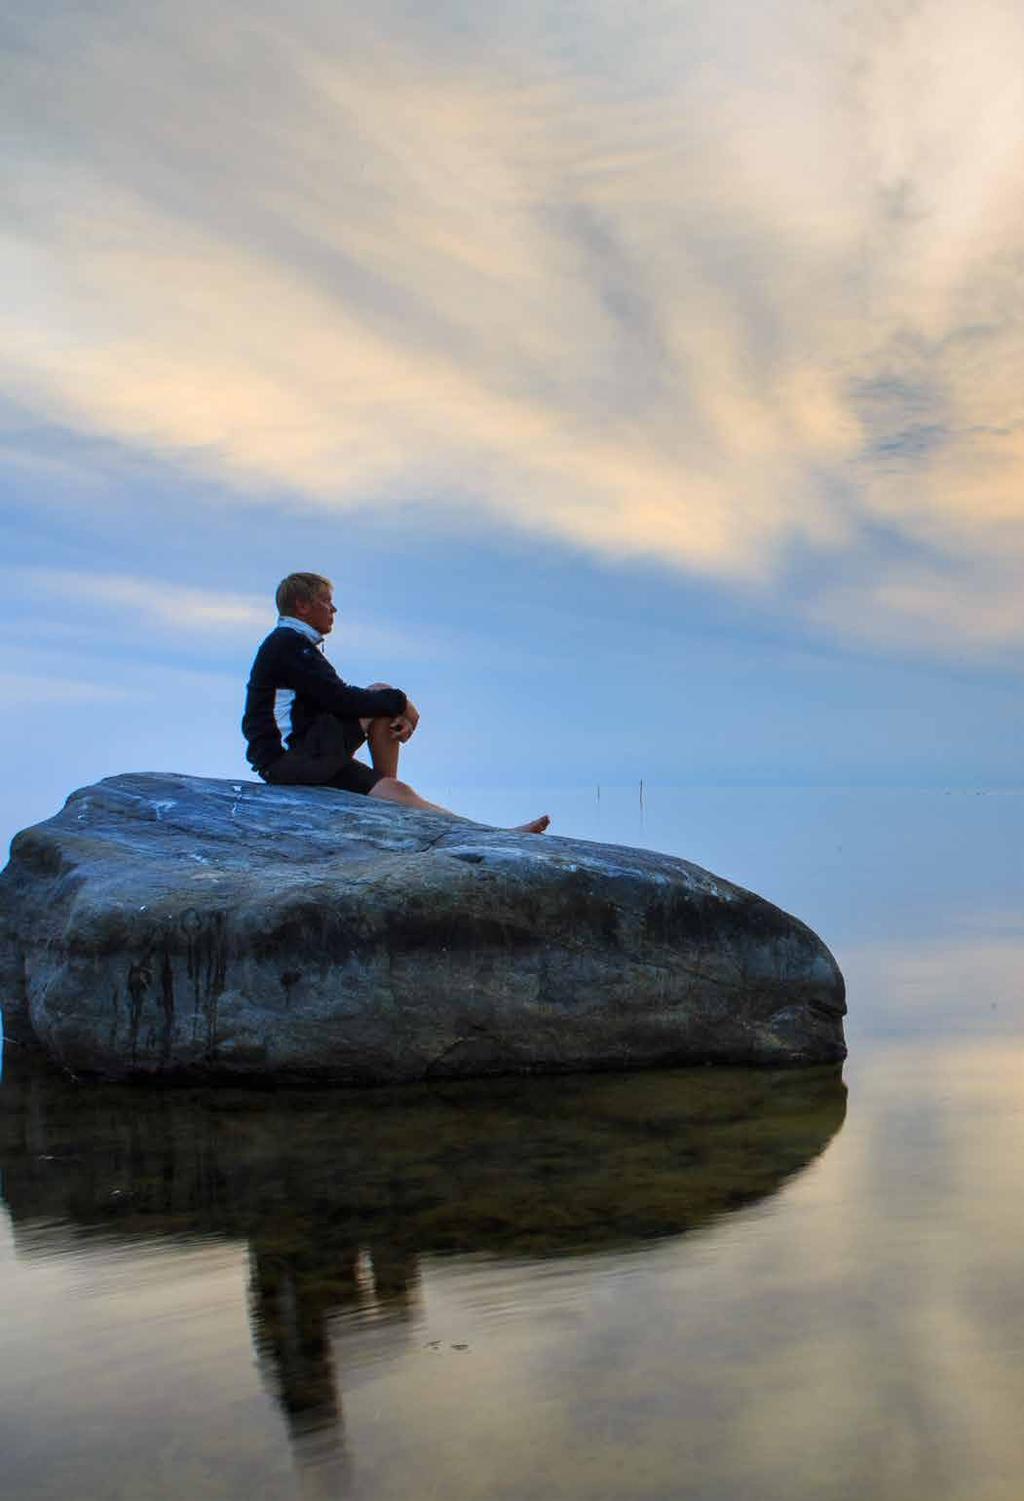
left=275, top=572, right=333, bottom=616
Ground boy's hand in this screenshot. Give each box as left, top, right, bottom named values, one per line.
left=389, top=701, right=419, bottom=742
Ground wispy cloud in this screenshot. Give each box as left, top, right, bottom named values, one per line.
left=9, top=569, right=267, bottom=633
left=4, top=0, right=1024, bottom=649
left=3, top=566, right=443, bottom=660
left=812, top=559, right=1024, bottom=654
left=0, top=671, right=130, bottom=706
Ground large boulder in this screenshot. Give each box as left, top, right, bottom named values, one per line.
left=0, top=773, right=846, bottom=1081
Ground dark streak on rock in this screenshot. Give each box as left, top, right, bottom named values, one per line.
left=183, top=909, right=227, bottom=1061
left=126, top=960, right=152, bottom=1062
left=160, top=950, right=175, bottom=1065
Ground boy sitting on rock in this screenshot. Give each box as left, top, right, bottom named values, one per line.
left=242, top=571, right=549, bottom=832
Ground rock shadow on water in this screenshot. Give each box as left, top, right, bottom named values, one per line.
left=1, top=1046, right=845, bottom=1484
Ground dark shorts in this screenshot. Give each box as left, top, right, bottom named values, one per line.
left=262, top=713, right=384, bottom=795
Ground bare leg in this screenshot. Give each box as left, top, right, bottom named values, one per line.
left=361, top=699, right=548, bottom=832
left=363, top=716, right=401, bottom=779
left=368, top=777, right=457, bottom=817
left=368, top=776, right=550, bottom=834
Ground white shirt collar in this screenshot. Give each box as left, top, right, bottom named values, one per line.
left=277, top=615, right=323, bottom=645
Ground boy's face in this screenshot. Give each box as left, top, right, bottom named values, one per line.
left=296, top=589, right=337, bottom=636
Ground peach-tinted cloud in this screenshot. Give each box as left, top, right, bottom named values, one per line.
left=15, top=570, right=269, bottom=633
left=808, top=555, right=1024, bottom=653
left=4, top=567, right=439, bottom=658
left=5, top=0, right=1024, bottom=648
left=0, top=672, right=130, bottom=706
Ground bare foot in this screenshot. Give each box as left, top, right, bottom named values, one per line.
left=512, top=814, right=550, bottom=834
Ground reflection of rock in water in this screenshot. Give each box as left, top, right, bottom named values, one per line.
left=0, top=1048, right=845, bottom=1481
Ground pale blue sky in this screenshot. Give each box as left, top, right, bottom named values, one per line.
left=3, top=0, right=1024, bottom=853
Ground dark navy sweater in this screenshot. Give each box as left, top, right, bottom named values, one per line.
left=242, top=624, right=407, bottom=774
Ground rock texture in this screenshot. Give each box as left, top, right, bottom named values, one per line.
left=0, top=773, right=846, bottom=1081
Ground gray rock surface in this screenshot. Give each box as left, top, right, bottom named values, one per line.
left=0, top=773, right=846, bottom=1080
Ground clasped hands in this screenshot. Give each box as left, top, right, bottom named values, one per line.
left=368, top=685, right=419, bottom=744
left=388, top=709, right=418, bottom=744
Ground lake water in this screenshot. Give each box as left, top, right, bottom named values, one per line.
left=2, top=787, right=1023, bottom=1501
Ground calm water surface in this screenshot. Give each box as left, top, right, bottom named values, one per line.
left=2, top=788, right=1023, bottom=1500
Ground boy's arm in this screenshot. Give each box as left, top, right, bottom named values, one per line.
left=276, top=635, right=407, bottom=719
